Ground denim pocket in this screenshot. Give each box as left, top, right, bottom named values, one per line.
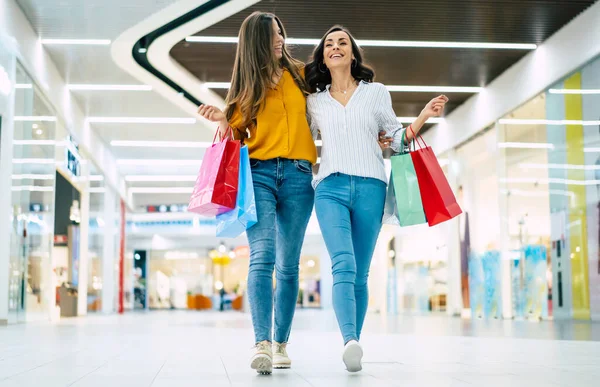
left=294, top=160, right=313, bottom=174
left=249, top=159, right=261, bottom=168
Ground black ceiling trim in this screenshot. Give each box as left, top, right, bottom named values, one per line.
left=132, top=0, right=232, bottom=107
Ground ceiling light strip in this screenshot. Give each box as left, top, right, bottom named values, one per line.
left=397, top=117, right=444, bottom=124
left=185, top=36, right=536, bottom=50
left=520, top=163, right=600, bottom=171
left=13, top=140, right=57, bottom=146
left=498, top=142, right=555, bottom=149
left=87, top=117, right=196, bottom=124
left=387, top=85, right=482, bottom=93
left=14, top=116, right=57, bottom=122
left=548, top=89, right=600, bottom=95
left=41, top=39, right=111, bottom=45
left=501, top=177, right=600, bottom=186
left=202, top=82, right=231, bottom=89
left=111, top=140, right=211, bottom=148
left=12, top=174, right=55, bottom=180
left=68, top=84, right=152, bottom=91
left=129, top=187, right=193, bottom=194
left=499, top=119, right=600, bottom=126
left=12, top=158, right=56, bottom=164
left=117, top=159, right=201, bottom=166
left=11, top=185, right=54, bottom=192
left=203, top=82, right=481, bottom=93
left=501, top=189, right=575, bottom=198
left=125, top=175, right=197, bottom=182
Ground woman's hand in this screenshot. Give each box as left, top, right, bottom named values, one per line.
left=197, top=104, right=226, bottom=122
left=198, top=104, right=230, bottom=138
left=378, top=131, right=393, bottom=151
left=421, top=95, right=449, bottom=118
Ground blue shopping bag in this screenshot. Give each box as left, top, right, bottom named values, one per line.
left=216, top=146, right=257, bottom=237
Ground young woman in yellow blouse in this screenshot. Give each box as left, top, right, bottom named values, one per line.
left=197, top=12, right=316, bottom=375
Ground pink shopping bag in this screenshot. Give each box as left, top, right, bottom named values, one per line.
left=188, top=128, right=241, bottom=217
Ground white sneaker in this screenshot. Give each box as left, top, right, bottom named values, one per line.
left=343, top=340, right=363, bottom=372
left=273, top=342, right=292, bottom=369
left=250, top=341, right=273, bottom=375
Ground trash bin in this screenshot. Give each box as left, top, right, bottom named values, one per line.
left=58, top=283, right=78, bottom=317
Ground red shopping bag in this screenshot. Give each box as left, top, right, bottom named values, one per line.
left=408, top=127, right=462, bottom=226
left=188, top=128, right=241, bottom=217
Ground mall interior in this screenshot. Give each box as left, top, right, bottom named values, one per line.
left=1, top=0, right=600, bottom=386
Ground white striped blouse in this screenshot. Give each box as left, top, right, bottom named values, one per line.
left=307, top=81, right=405, bottom=188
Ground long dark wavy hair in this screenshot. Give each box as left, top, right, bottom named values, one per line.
left=224, top=12, right=309, bottom=126
left=305, top=25, right=375, bottom=93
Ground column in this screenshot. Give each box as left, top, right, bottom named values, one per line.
left=496, top=122, right=514, bottom=320
left=445, top=149, right=462, bottom=317
left=0, top=38, right=15, bottom=324
left=546, top=82, right=574, bottom=320
left=564, top=73, right=591, bottom=320
left=101, top=187, right=116, bottom=314
left=77, top=163, right=90, bottom=316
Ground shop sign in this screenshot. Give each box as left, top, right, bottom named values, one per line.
left=65, top=136, right=81, bottom=177
left=54, top=234, right=68, bottom=245
left=146, top=204, right=187, bottom=213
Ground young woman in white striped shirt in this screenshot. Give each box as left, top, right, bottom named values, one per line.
left=305, top=25, right=448, bottom=372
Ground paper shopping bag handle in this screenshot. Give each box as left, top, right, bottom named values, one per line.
left=407, top=125, right=428, bottom=149
left=213, top=125, right=235, bottom=144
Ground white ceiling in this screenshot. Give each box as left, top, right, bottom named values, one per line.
left=16, top=0, right=177, bottom=38
left=15, top=0, right=215, bottom=208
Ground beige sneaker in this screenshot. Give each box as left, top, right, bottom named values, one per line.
left=273, top=342, right=292, bottom=369
left=250, top=341, right=272, bottom=375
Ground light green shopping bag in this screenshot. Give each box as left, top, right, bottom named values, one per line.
left=390, top=131, right=427, bottom=227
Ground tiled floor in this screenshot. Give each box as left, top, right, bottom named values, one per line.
left=1, top=310, right=599, bottom=387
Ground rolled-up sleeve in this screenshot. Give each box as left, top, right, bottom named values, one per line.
left=375, top=84, right=405, bottom=152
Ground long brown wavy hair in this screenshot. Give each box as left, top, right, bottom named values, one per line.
left=224, top=12, right=308, bottom=126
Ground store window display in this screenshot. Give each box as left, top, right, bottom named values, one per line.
left=9, top=63, right=57, bottom=322
left=455, top=129, right=503, bottom=319
left=299, top=255, right=321, bottom=308
left=498, top=93, right=551, bottom=321
left=393, top=157, right=452, bottom=314
left=494, top=54, right=600, bottom=321
left=87, top=162, right=105, bottom=312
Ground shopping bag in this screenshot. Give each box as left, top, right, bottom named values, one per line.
left=215, top=146, right=258, bottom=237
left=382, top=171, right=400, bottom=225
left=188, top=128, right=241, bottom=217
left=409, top=128, right=462, bottom=226
left=389, top=130, right=427, bottom=227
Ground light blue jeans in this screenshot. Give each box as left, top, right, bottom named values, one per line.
left=247, top=158, right=314, bottom=344
left=315, top=173, right=386, bottom=344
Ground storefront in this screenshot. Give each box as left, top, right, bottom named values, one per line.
left=1, top=59, right=122, bottom=323
left=497, top=54, right=600, bottom=321
left=389, top=54, right=600, bottom=322
left=140, top=246, right=322, bottom=311
left=386, top=158, right=454, bottom=315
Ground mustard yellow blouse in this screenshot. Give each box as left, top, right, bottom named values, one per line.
left=228, top=69, right=317, bottom=164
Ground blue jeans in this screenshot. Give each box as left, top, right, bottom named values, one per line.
left=247, top=158, right=314, bottom=344
left=315, top=173, right=386, bottom=344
